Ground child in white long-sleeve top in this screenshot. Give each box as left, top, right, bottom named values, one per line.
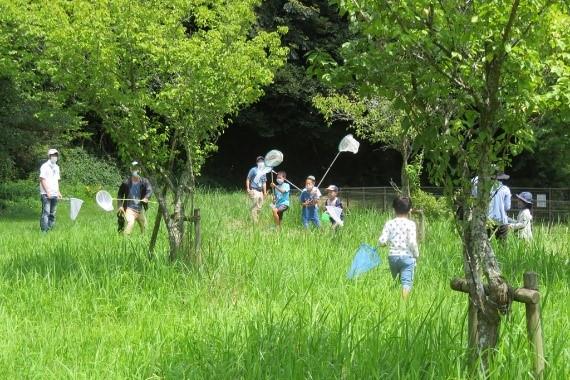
left=378, top=197, right=419, bottom=300
left=509, top=191, right=533, bottom=241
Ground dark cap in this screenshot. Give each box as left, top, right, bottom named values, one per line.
left=256, top=156, right=264, bottom=162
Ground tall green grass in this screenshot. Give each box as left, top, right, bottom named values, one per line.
left=0, top=192, right=568, bottom=379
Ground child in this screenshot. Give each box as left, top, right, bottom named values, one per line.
left=323, top=185, right=344, bottom=228
left=270, top=171, right=290, bottom=228
left=300, top=175, right=320, bottom=228
left=378, top=197, right=419, bottom=300
left=508, top=191, right=533, bottom=241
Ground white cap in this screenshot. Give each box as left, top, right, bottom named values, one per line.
left=47, top=148, right=59, bottom=156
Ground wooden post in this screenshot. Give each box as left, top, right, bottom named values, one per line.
left=467, top=296, right=478, bottom=359
left=193, top=208, right=202, bottom=266
left=148, top=211, right=162, bottom=260
left=524, top=272, right=544, bottom=379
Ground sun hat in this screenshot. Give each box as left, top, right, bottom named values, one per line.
left=494, top=172, right=510, bottom=180
left=47, top=148, right=59, bottom=156
left=516, top=192, right=533, bottom=204
left=326, top=185, right=339, bottom=192
left=131, top=160, right=139, bottom=167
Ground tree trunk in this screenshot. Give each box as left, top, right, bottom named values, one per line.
left=155, top=188, right=186, bottom=261
left=400, top=144, right=411, bottom=198
left=458, top=155, right=509, bottom=375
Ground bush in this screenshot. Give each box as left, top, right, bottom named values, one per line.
left=54, top=147, right=122, bottom=188
left=412, top=189, right=452, bottom=219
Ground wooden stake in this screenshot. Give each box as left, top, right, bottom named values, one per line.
left=193, top=208, right=202, bottom=266
left=467, top=296, right=478, bottom=361
left=451, top=278, right=539, bottom=304
left=524, top=272, right=544, bottom=379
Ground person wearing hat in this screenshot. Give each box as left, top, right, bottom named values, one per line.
left=487, top=171, right=512, bottom=240
left=245, top=156, right=268, bottom=223
left=508, top=191, right=533, bottom=241
left=117, top=161, right=153, bottom=235
left=323, top=185, right=344, bottom=228
left=39, top=148, right=62, bottom=232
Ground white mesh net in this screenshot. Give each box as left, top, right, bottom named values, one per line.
left=325, top=206, right=344, bottom=226
left=96, top=190, right=114, bottom=212
left=264, top=149, right=283, bottom=168
left=69, top=198, right=84, bottom=221
left=338, top=134, right=360, bottom=154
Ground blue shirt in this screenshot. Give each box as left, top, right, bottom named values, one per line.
left=127, top=181, right=143, bottom=212
left=300, top=188, right=319, bottom=208
left=247, top=167, right=267, bottom=191
left=488, top=182, right=511, bottom=224
left=274, top=183, right=290, bottom=207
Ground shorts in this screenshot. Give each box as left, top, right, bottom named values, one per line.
left=388, top=255, right=416, bottom=290
left=273, top=204, right=289, bottom=220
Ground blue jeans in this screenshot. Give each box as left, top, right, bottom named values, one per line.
left=388, top=255, right=416, bottom=291
left=302, top=206, right=320, bottom=228
left=40, top=195, right=58, bottom=232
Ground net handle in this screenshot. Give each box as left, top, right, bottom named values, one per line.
left=317, top=152, right=340, bottom=188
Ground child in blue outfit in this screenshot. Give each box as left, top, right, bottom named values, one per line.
left=270, top=171, right=290, bottom=228
left=300, top=175, right=320, bottom=228
left=378, top=197, right=420, bottom=300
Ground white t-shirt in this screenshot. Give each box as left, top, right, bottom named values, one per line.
left=510, top=209, right=533, bottom=240
left=378, top=217, right=420, bottom=258
left=39, top=161, right=60, bottom=196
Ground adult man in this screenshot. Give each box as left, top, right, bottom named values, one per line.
left=117, top=161, right=153, bottom=235
left=39, top=148, right=62, bottom=232
left=245, top=156, right=267, bottom=223
left=487, top=172, right=511, bottom=240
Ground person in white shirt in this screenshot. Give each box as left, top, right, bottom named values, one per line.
left=378, top=197, right=420, bottom=300
left=39, top=148, right=62, bottom=232
left=509, top=192, right=533, bottom=241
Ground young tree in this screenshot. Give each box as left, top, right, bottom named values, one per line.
left=313, top=0, right=570, bottom=372
left=17, top=0, right=287, bottom=260
left=0, top=3, right=83, bottom=181
left=313, top=93, right=420, bottom=197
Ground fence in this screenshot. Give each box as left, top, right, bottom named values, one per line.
left=337, top=186, right=570, bottom=222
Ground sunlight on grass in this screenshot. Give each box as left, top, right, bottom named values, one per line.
left=0, top=192, right=568, bottom=378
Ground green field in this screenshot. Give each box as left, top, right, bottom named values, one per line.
left=0, top=192, right=568, bottom=379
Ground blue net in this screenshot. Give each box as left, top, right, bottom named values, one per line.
left=347, top=243, right=381, bottom=279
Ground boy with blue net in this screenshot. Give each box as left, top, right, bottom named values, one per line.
left=300, top=175, right=320, bottom=228
left=270, top=171, right=290, bottom=228
left=378, top=197, right=420, bottom=300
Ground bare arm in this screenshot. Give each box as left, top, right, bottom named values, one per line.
left=245, top=179, right=250, bottom=193
left=40, top=178, right=48, bottom=195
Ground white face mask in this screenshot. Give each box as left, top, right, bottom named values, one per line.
left=132, top=171, right=139, bottom=177
left=257, top=162, right=264, bottom=170
left=306, top=184, right=314, bottom=192
left=277, top=179, right=284, bottom=185
left=50, top=156, right=58, bottom=164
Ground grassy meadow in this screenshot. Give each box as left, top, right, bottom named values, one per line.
left=0, top=191, right=568, bottom=379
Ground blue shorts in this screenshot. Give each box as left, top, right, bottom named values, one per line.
left=388, top=255, right=416, bottom=290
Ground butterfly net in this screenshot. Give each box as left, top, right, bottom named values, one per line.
left=347, top=243, right=381, bottom=279
left=338, top=134, right=360, bottom=154
left=96, top=190, right=114, bottom=212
